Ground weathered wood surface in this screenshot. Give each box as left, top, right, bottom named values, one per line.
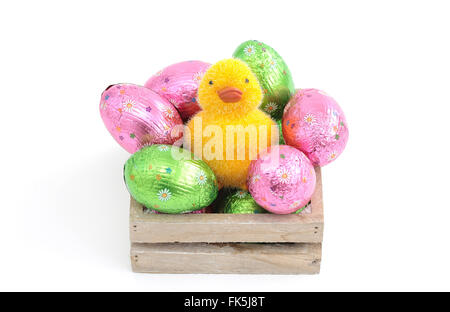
left=130, top=167, right=324, bottom=243
left=131, top=243, right=322, bottom=274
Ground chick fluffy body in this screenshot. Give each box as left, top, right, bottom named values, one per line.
left=186, top=59, right=278, bottom=189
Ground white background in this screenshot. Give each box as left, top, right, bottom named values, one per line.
left=1, top=0, right=449, bottom=291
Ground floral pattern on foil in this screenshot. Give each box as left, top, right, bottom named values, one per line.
left=303, top=114, right=316, bottom=125
left=99, top=84, right=183, bottom=154
left=250, top=175, right=261, bottom=184
left=144, top=61, right=211, bottom=121
left=247, top=145, right=316, bottom=214
left=157, top=188, right=172, bottom=201
left=264, top=102, right=278, bottom=114
left=244, top=45, right=256, bottom=56
left=289, top=200, right=301, bottom=210
left=282, top=89, right=349, bottom=166
left=121, top=99, right=135, bottom=113
left=269, top=59, right=277, bottom=68
left=277, top=168, right=291, bottom=184
left=164, top=107, right=174, bottom=118
left=192, top=71, right=205, bottom=84
left=196, top=170, right=207, bottom=185
left=236, top=190, right=247, bottom=199
left=329, top=151, right=337, bottom=161
left=158, top=145, right=169, bottom=152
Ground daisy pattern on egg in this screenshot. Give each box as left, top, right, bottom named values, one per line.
left=289, top=200, right=301, bottom=210
left=164, top=107, right=174, bottom=119
left=192, top=71, right=205, bottom=84
left=157, top=188, right=172, bottom=202
left=269, top=58, right=277, bottom=68
left=236, top=190, right=247, bottom=198
left=277, top=168, right=291, bottom=184
left=244, top=45, right=256, bottom=56
left=158, top=145, right=170, bottom=152
left=100, top=101, right=107, bottom=110
left=264, top=102, right=278, bottom=114
left=329, top=151, right=337, bottom=161
left=196, top=170, right=207, bottom=185
left=122, top=99, right=135, bottom=113
left=304, top=114, right=316, bottom=125
left=251, top=175, right=261, bottom=184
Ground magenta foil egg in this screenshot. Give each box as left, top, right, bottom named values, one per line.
left=247, top=145, right=316, bottom=215
left=282, top=89, right=349, bottom=166
left=144, top=60, right=211, bottom=121
left=99, top=83, right=183, bottom=153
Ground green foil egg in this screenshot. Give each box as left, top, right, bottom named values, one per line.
left=218, top=189, right=310, bottom=215
left=233, top=40, right=295, bottom=121
left=124, top=144, right=218, bottom=214
left=222, top=189, right=267, bottom=214
left=277, top=119, right=285, bottom=144
left=293, top=201, right=311, bottom=214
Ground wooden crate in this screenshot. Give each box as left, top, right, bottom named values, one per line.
left=130, top=167, right=324, bottom=274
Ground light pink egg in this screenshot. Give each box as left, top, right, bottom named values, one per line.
left=282, top=89, right=349, bottom=166
left=247, top=145, right=316, bottom=215
left=144, top=61, right=211, bottom=121
left=99, top=83, right=183, bottom=153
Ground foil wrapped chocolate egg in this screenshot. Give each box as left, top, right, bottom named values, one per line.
left=221, top=189, right=267, bottom=214
left=144, top=61, right=211, bottom=121
left=143, top=206, right=211, bottom=214
left=277, top=119, right=285, bottom=144
left=247, top=145, right=316, bottom=214
left=233, top=40, right=295, bottom=120
left=100, top=84, right=183, bottom=153
left=282, top=89, right=349, bottom=166
left=124, top=145, right=219, bottom=214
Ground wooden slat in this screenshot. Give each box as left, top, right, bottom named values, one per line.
left=130, top=167, right=324, bottom=243
left=131, top=243, right=322, bottom=274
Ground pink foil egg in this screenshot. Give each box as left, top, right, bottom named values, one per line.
left=282, top=89, right=349, bottom=166
left=99, top=83, right=183, bottom=153
left=247, top=145, right=316, bottom=215
left=144, top=60, right=211, bottom=121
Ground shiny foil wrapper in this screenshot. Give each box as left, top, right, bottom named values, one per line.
left=124, top=145, right=218, bottom=214
left=282, top=89, right=349, bottom=166
left=277, top=119, right=285, bottom=144
left=293, top=200, right=311, bottom=215
left=221, top=189, right=267, bottom=214
left=233, top=40, right=295, bottom=121
left=247, top=145, right=316, bottom=214
left=100, top=84, right=183, bottom=153
left=144, top=61, right=211, bottom=121
left=143, top=205, right=212, bottom=214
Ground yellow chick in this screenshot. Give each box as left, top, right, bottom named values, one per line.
left=186, top=58, right=278, bottom=189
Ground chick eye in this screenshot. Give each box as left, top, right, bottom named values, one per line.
left=209, top=80, right=213, bottom=85
left=245, top=78, right=249, bottom=83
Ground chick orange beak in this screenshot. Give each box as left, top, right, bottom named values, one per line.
left=218, top=87, right=242, bottom=103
